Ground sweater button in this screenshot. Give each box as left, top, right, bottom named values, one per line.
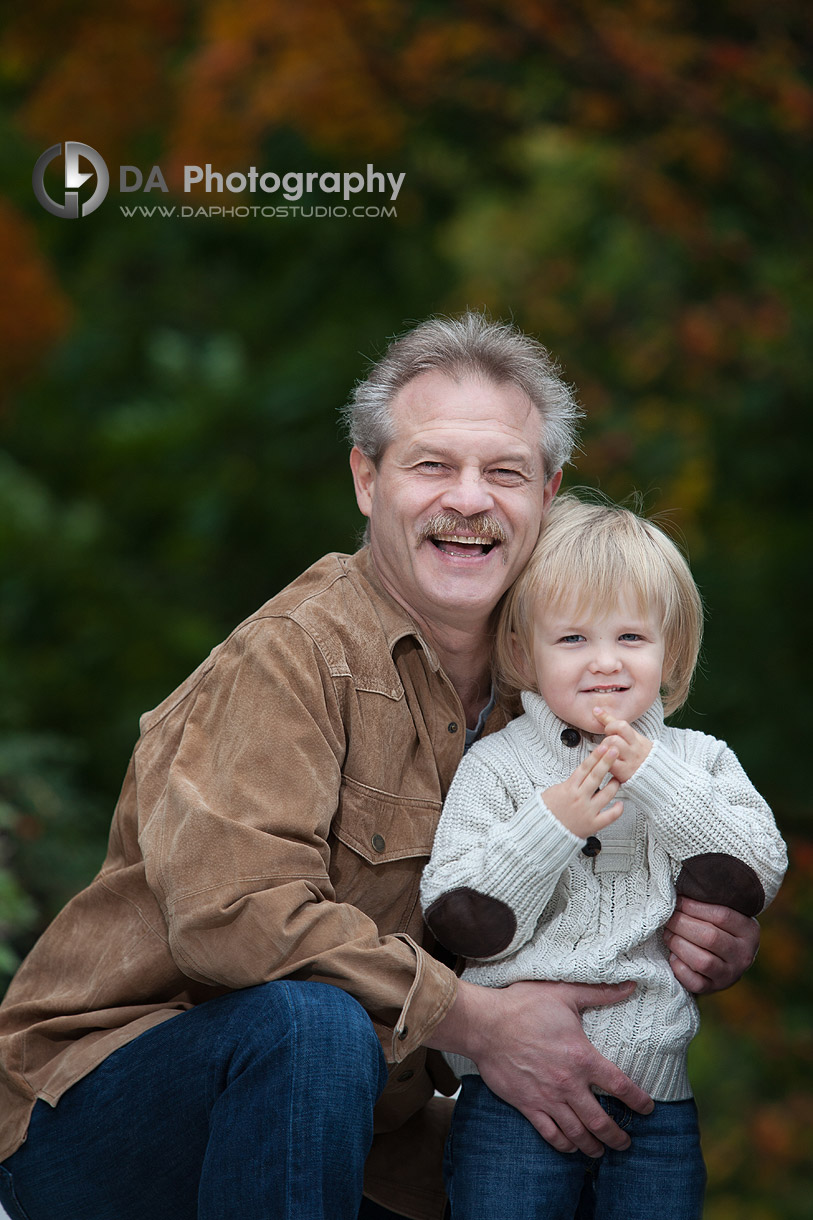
left=371, top=834, right=386, bottom=853
left=447, top=721, right=459, bottom=734
left=397, top=1069, right=415, bottom=1082
left=561, top=727, right=581, bottom=747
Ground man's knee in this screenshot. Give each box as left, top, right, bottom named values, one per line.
left=228, top=980, right=387, bottom=1096
left=276, top=982, right=386, bottom=1075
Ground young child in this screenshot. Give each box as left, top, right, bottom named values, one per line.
left=420, top=494, right=787, bottom=1220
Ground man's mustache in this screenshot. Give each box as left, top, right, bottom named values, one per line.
left=418, top=512, right=508, bottom=545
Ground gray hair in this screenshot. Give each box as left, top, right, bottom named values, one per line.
left=342, top=311, right=583, bottom=479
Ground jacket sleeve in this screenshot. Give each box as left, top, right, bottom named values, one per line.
left=420, top=748, right=583, bottom=961
left=137, top=615, right=456, bottom=1062
left=621, top=730, right=787, bottom=913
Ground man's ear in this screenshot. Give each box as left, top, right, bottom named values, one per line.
left=349, top=447, right=376, bottom=518
left=543, top=469, right=563, bottom=513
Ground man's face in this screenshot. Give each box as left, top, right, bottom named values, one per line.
left=350, top=370, right=560, bottom=636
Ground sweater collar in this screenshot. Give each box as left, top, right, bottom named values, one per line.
left=517, top=690, right=666, bottom=773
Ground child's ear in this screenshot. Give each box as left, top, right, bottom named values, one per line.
left=510, top=631, right=537, bottom=692
left=659, top=649, right=677, bottom=712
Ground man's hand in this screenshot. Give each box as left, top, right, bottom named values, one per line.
left=425, top=978, right=653, bottom=1156
left=664, top=895, right=760, bottom=994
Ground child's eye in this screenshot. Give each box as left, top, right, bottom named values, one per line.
left=559, top=634, right=585, bottom=644
left=619, top=633, right=643, bottom=642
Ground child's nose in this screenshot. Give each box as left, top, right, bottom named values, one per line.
left=588, top=648, right=623, bottom=674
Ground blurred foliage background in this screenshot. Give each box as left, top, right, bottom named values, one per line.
left=1, top=1, right=811, bottom=1214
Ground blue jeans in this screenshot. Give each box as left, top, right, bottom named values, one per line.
left=444, top=1076, right=706, bottom=1220
left=0, top=981, right=391, bottom=1220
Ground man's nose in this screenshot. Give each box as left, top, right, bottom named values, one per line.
left=439, top=469, right=495, bottom=517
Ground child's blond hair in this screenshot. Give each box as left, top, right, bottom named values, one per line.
left=495, top=494, right=704, bottom=716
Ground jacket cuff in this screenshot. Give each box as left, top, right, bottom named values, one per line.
left=390, top=935, right=458, bottom=1064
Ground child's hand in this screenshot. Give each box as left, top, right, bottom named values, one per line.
left=543, top=743, right=624, bottom=840
left=592, top=708, right=653, bottom=783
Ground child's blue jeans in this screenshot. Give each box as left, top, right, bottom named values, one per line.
left=0, top=981, right=390, bottom=1220
left=444, top=1075, right=706, bottom=1220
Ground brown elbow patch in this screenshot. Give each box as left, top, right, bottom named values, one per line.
left=676, top=853, right=765, bottom=917
left=424, top=887, right=517, bottom=958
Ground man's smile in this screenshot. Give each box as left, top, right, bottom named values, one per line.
left=421, top=512, right=508, bottom=559
left=431, top=532, right=499, bottom=557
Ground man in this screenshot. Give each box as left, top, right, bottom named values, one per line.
left=0, top=313, right=759, bottom=1220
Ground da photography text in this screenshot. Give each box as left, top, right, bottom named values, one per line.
left=33, top=141, right=405, bottom=220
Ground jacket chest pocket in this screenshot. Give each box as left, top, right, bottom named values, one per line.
left=329, top=776, right=440, bottom=937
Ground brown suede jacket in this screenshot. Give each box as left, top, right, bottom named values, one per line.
left=0, top=548, right=507, bottom=1219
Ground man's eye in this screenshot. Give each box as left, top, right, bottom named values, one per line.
left=489, top=468, right=524, bottom=484
left=417, top=461, right=446, bottom=472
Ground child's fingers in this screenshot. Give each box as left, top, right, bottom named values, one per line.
left=590, top=774, right=621, bottom=806
left=593, top=710, right=635, bottom=743
left=575, top=746, right=617, bottom=790
left=594, top=799, right=624, bottom=829
left=601, top=734, right=629, bottom=757
left=599, top=772, right=621, bottom=795
left=563, top=753, right=599, bottom=791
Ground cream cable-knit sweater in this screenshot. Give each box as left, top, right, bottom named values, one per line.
left=420, top=693, right=787, bottom=1100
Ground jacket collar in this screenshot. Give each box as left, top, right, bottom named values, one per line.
left=343, top=549, right=510, bottom=736
left=343, top=547, right=445, bottom=670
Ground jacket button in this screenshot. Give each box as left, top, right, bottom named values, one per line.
left=371, top=834, right=386, bottom=853
left=561, top=727, right=581, bottom=747
left=397, top=1026, right=408, bottom=1040
left=447, top=721, right=458, bottom=733
left=397, top=1069, right=415, bottom=1082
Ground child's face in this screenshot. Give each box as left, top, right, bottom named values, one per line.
left=527, top=590, right=666, bottom=734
